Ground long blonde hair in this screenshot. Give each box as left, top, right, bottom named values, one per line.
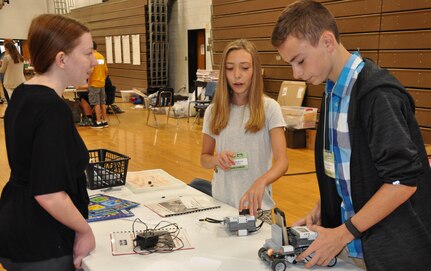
left=210, top=39, right=265, bottom=135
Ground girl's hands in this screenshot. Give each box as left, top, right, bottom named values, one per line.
left=239, top=178, right=266, bottom=216
left=214, top=151, right=236, bottom=171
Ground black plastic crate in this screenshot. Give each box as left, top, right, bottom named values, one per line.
left=85, top=149, right=130, bottom=190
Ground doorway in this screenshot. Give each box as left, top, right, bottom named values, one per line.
left=187, top=29, right=206, bottom=93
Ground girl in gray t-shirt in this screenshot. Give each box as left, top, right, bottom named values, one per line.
left=194, top=39, right=288, bottom=216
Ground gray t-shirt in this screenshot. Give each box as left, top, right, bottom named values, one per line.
left=203, top=96, right=286, bottom=210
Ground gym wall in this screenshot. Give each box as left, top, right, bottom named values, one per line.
left=211, top=0, right=431, bottom=144
left=70, top=0, right=148, bottom=91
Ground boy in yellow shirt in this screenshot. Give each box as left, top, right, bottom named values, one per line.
left=88, top=41, right=109, bottom=128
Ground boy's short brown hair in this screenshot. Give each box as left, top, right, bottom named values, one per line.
left=271, top=0, right=339, bottom=48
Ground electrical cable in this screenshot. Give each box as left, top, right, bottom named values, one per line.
left=131, top=218, right=184, bottom=255
left=249, top=209, right=265, bottom=232
left=199, top=217, right=223, bottom=223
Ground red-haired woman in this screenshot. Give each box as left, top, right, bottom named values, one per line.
left=0, top=14, right=97, bottom=270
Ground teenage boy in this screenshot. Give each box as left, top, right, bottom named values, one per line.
left=271, top=1, right=431, bottom=270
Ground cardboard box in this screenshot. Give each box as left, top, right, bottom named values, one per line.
left=120, top=89, right=149, bottom=103
left=120, top=90, right=136, bottom=102
left=281, top=106, right=318, bottom=129
left=277, top=81, right=306, bottom=107
left=285, top=128, right=306, bottom=149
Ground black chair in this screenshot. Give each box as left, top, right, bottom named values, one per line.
left=146, top=87, right=177, bottom=127
left=187, top=81, right=217, bottom=125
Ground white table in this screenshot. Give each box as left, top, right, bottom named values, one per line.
left=82, top=185, right=361, bottom=271
left=64, top=87, right=88, bottom=99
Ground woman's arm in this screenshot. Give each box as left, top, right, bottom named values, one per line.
left=35, top=191, right=95, bottom=269
left=239, top=126, right=288, bottom=214
left=200, top=133, right=235, bottom=170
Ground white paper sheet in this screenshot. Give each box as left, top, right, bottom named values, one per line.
left=105, top=36, right=113, bottom=64
left=132, top=34, right=141, bottom=65
left=122, top=35, right=131, bottom=64
left=114, top=36, right=122, bottom=63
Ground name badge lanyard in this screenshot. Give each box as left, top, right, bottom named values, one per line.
left=323, top=87, right=336, bottom=179
left=323, top=53, right=364, bottom=179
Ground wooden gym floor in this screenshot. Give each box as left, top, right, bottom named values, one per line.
left=0, top=96, right=319, bottom=225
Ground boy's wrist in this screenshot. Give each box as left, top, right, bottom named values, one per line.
left=344, top=217, right=362, bottom=239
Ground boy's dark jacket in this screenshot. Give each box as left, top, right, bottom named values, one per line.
left=315, top=59, right=431, bottom=270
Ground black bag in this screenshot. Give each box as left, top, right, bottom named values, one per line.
left=105, top=75, right=116, bottom=105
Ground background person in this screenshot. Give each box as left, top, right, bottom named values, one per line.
left=76, top=86, right=94, bottom=126
left=0, top=14, right=97, bottom=270
left=88, top=41, right=108, bottom=128
left=0, top=50, right=7, bottom=104
left=190, top=39, right=288, bottom=218
left=271, top=0, right=431, bottom=269
left=0, top=41, right=25, bottom=100
left=0, top=38, right=13, bottom=104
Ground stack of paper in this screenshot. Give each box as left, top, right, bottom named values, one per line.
left=196, top=69, right=219, bottom=82
left=145, top=195, right=220, bottom=217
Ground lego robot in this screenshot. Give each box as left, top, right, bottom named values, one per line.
left=258, top=208, right=337, bottom=271
left=200, top=209, right=261, bottom=237
left=224, top=215, right=257, bottom=236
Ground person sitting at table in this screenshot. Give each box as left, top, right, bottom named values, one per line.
left=0, top=14, right=96, bottom=270
left=190, top=39, right=288, bottom=220
left=76, top=86, right=94, bottom=126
